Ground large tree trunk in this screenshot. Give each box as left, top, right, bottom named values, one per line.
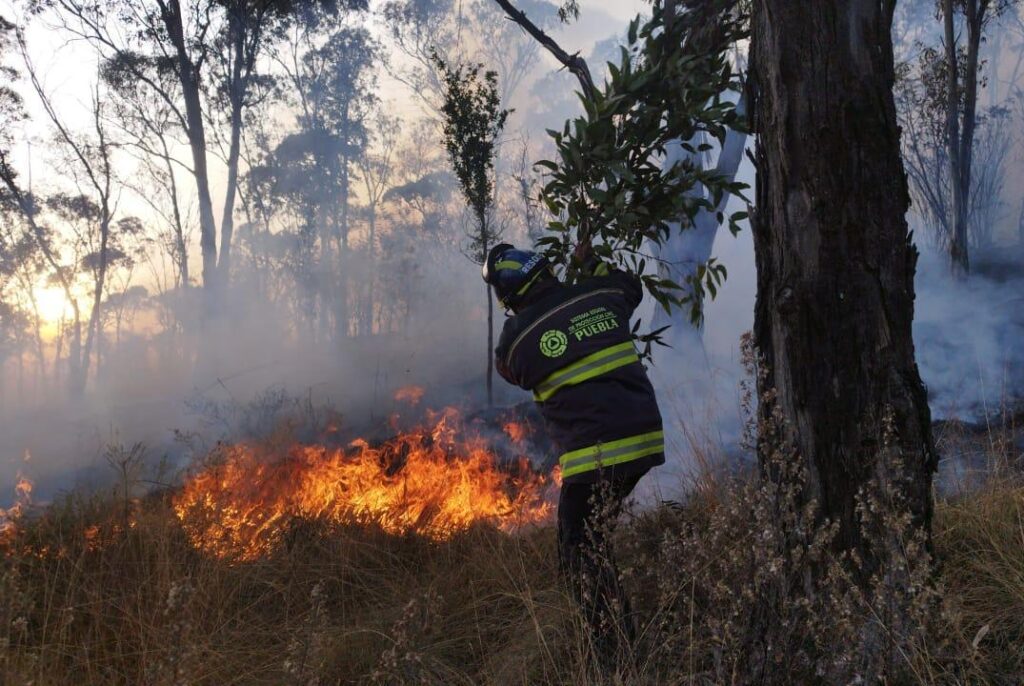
left=750, top=0, right=935, bottom=579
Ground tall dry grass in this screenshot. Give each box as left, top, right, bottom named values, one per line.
left=1, top=398, right=1022, bottom=684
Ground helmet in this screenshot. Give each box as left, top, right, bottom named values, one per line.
left=482, top=243, right=551, bottom=311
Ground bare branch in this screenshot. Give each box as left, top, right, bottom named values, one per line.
left=490, top=0, right=596, bottom=100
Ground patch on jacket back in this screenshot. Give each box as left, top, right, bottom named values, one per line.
left=567, top=306, right=620, bottom=341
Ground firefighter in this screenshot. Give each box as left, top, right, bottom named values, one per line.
left=483, top=242, right=664, bottom=666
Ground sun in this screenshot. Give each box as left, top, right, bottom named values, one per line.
left=34, top=286, right=73, bottom=334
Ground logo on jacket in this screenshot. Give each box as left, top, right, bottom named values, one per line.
left=540, top=330, right=568, bottom=358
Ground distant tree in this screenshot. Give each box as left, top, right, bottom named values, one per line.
left=896, top=50, right=1012, bottom=253
left=18, top=31, right=122, bottom=394
left=940, top=0, right=1020, bottom=276
left=432, top=55, right=510, bottom=406
left=355, top=111, right=400, bottom=336
left=384, top=0, right=550, bottom=115
left=36, top=0, right=354, bottom=295
left=268, top=23, right=379, bottom=339
left=0, top=195, right=47, bottom=385
left=469, top=0, right=557, bottom=103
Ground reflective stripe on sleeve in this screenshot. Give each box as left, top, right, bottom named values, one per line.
left=533, top=341, right=639, bottom=402
left=559, top=430, right=664, bottom=478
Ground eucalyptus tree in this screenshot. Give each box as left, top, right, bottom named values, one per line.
left=356, top=111, right=400, bottom=336
left=491, top=0, right=749, bottom=348
left=750, top=0, right=935, bottom=674
left=384, top=0, right=552, bottom=114
left=433, top=55, right=510, bottom=406
left=268, top=23, right=379, bottom=339
left=531, top=5, right=746, bottom=325
left=35, top=0, right=348, bottom=295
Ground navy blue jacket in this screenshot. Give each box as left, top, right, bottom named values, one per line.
left=494, top=268, right=664, bottom=484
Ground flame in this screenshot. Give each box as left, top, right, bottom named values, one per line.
left=503, top=421, right=529, bottom=445
left=173, top=408, right=554, bottom=561
left=394, top=385, right=425, bottom=406
left=1, top=473, right=34, bottom=550
left=15, top=475, right=33, bottom=500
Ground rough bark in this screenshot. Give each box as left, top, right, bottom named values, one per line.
left=750, top=0, right=936, bottom=576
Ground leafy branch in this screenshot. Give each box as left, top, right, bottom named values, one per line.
left=534, top=0, right=748, bottom=325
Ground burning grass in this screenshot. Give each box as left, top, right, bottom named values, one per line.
left=173, top=408, right=555, bottom=561
left=1, top=406, right=1022, bottom=684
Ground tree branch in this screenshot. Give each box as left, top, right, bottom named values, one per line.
left=490, top=0, right=596, bottom=100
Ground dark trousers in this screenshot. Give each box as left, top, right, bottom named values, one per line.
left=557, top=470, right=644, bottom=665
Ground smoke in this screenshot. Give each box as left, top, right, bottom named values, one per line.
left=914, top=249, right=1024, bottom=418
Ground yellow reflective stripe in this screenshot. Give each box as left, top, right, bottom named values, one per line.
left=533, top=342, right=638, bottom=402
left=559, top=430, right=665, bottom=478
left=495, top=260, right=522, bottom=271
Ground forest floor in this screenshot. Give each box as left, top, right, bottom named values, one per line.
left=0, top=409, right=1022, bottom=685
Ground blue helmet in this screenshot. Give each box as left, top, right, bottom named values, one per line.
left=482, top=243, right=552, bottom=311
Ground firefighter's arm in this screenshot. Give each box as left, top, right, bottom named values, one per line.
left=493, top=326, right=519, bottom=387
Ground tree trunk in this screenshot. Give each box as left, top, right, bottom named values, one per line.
left=217, top=12, right=247, bottom=284
left=750, top=0, right=935, bottom=579
left=334, top=156, right=351, bottom=341
left=957, top=1, right=983, bottom=273
left=162, top=0, right=218, bottom=293
left=482, top=225, right=493, bottom=407
left=486, top=278, right=494, bottom=407
left=68, top=303, right=82, bottom=395
left=653, top=93, right=748, bottom=347
left=943, top=0, right=969, bottom=277
left=79, top=213, right=111, bottom=393
left=366, top=206, right=377, bottom=335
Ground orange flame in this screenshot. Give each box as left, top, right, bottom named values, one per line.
left=1, top=473, right=34, bottom=550
left=173, top=408, right=554, bottom=561
left=503, top=421, right=529, bottom=445
left=393, top=385, right=425, bottom=406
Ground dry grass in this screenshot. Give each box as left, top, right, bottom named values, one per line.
left=0, top=467, right=1021, bottom=685
left=2, top=393, right=1023, bottom=685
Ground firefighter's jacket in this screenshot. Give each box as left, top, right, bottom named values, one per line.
left=495, top=267, right=665, bottom=484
